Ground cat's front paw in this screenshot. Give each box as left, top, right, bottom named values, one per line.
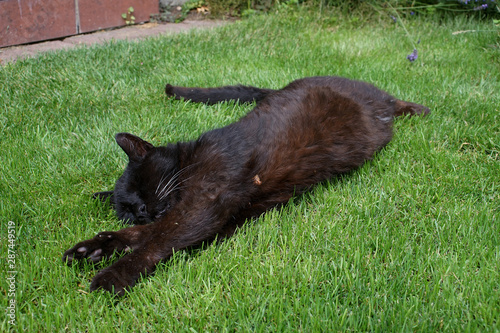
left=90, top=266, right=135, bottom=296
left=63, top=232, right=131, bottom=265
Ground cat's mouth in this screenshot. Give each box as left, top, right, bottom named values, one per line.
left=154, top=205, right=171, bottom=221
left=117, top=204, right=172, bottom=225
left=134, top=217, right=152, bottom=224
left=153, top=203, right=171, bottom=221
left=118, top=210, right=154, bottom=225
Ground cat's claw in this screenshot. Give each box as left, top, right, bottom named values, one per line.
left=63, top=232, right=129, bottom=265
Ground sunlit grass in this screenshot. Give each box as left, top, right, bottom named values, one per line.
left=1, top=9, right=499, bottom=332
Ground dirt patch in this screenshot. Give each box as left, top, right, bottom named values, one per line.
left=0, top=19, right=227, bottom=65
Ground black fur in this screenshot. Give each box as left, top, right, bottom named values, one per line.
left=64, top=76, right=430, bottom=295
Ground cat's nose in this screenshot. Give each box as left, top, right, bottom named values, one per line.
left=136, top=204, right=152, bottom=224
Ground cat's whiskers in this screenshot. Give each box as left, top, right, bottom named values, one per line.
left=156, top=163, right=199, bottom=201
left=157, top=171, right=196, bottom=201
left=157, top=171, right=180, bottom=198
left=155, top=169, right=174, bottom=195
left=157, top=165, right=188, bottom=198
left=158, top=175, right=195, bottom=201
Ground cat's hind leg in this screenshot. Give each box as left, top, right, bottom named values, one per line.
left=394, top=100, right=430, bottom=117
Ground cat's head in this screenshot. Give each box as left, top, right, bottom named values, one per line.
left=112, top=133, right=180, bottom=224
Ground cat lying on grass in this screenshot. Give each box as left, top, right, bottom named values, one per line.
left=63, top=76, right=430, bottom=296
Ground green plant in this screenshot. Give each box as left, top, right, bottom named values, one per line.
left=175, top=0, right=209, bottom=21
left=121, top=7, right=135, bottom=25
left=204, top=0, right=275, bottom=16
left=377, top=0, right=500, bottom=17
left=183, top=0, right=208, bottom=12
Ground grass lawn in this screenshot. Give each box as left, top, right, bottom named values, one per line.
left=1, top=8, right=499, bottom=332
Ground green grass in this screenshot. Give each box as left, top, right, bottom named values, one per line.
left=1, top=9, right=499, bottom=332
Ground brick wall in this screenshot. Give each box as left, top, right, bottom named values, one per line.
left=0, top=0, right=159, bottom=48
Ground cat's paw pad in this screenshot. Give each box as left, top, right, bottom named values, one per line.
left=63, top=232, right=129, bottom=265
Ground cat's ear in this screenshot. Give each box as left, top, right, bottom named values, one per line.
left=115, top=133, right=154, bottom=162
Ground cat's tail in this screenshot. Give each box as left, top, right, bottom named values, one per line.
left=165, top=84, right=275, bottom=105
left=394, top=100, right=431, bottom=117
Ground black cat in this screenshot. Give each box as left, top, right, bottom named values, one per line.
left=63, top=76, right=429, bottom=295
